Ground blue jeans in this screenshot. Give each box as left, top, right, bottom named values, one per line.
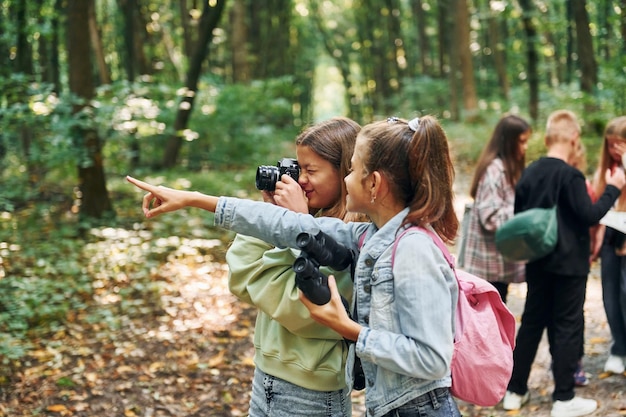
left=249, top=368, right=351, bottom=417
left=601, top=242, right=626, bottom=356
left=380, top=388, right=460, bottom=417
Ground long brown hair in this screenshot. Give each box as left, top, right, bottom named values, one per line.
left=359, top=116, right=459, bottom=243
left=469, top=114, right=530, bottom=199
left=593, top=116, right=626, bottom=211
left=295, top=117, right=367, bottom=222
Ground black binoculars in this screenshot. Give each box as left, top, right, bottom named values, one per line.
left=293, top=230, right=353, bottom=306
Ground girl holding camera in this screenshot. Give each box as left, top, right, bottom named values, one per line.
left=227, top=117, right=365, bottom=417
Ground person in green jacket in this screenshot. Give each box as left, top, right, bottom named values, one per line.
left=226, top=117, right=367, bottom=417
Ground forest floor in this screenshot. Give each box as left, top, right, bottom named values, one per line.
left=2, top=180, right=626, bottom=417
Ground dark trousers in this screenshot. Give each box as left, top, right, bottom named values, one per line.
left=507, top=266, right=587, bottom=402
left=489, top=281, right=509, bottom=304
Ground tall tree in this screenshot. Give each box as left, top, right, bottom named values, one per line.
left=455, top=0, right=478, bottom=120
left=230, top=0, right=250, bottom=83
left=162, top=0, right=226, bottom=168
left=354, top=0, right=404, bottom=116
left=13, top=1, right=38, bottom=186
left=571, top=0, right=598, bottom=97
left=87, top=0, right=111, bottom=85
left=119, top=0, right=141, bottom=168
left=412, top=0, right=431, bottom=76
left=67, top=0, right=113, bottom=220
left=439, top=0, right=459, bottom=120
left=248, top=0, right=293, bottom=79
left=486, top=0, right=509, bottom=99
left=518, top=0, right=539, bottom=121
left=565, top=0, right=575, bottom=84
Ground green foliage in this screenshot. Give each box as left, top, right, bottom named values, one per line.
left=0, top=75, right=98, bottom=210
left=92, top=79, right=180, bottom=172
left=0, top=226, right=92, bottom=361
left=392, top=76, right=451, bottom=118
left=184, top=76, right=300, bottom=170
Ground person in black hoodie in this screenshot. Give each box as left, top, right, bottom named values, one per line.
left=502, top=110, right=626, bottom=417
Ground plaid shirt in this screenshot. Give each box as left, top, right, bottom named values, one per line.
left=462, top=158, right=525, bottom=283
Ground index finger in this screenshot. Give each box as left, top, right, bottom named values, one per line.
left=126, top=175, right=157, bottom=192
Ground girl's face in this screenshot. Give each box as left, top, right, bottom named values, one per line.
left=517, top=130, right=531, bottom=160
left=607, top=136, right=626, bottom=164
left=344, top=136, right=371, bottom=215
left=296, top=145, right=342, bottom=210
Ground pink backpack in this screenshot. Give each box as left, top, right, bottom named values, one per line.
left=392, top=227, right=516, bottom=407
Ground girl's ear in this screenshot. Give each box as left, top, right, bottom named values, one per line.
left=370, top=171, right=382, bottom=193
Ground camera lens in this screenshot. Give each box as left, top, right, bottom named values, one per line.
left=256, top=165, right=280, bottom=191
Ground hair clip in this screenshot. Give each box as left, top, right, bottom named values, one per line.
left=387, top=116, right=400, bottom=124
left=408, top=117, right=420, bottom=132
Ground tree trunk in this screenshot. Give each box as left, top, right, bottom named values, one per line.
left=384, top=0, right=404, bottom=93
left=565, top=1, right=574, bottom=84
left=487, top=4, right=509, bottom=99
left=14, top=1, right=39, bottom=186
left=162, top=0, right=226, bottom=168
left=456, top=0, right=478, bottom=120
left=599, top=0, right=611, bottom=59
left=355, top=0, right=397, bottom=116
left=67, top=0, right=114, bottom=221
left=50, top=0, right=63, bottom=93
left=230, top=0, right=250, bottom=83
left=15, top=2, right=33, bottom=76
left=132, top=0, right=152, bottom=76
left=440, top=0, right=459, bottom=121
left=179, top=0, right=194, bottom=59
left=119, top=0, right=141, bottom=168
left=87, top=0, right=111, bottom=85
left=571, top=0, right=597, bottom=95
left=412, top=0, right=431, bottom=75
left=248, top=0, right=293, bottom=79
left=518, top=0, right=539, bottom=122
left=437, top=1, right=447, bottom=79
left=119, top=0, right=137, bottom=82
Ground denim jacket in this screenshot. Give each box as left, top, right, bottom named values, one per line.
left=215, top=197, right=458, bottom=417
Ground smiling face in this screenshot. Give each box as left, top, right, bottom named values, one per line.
left=296, top=144, right=343, bottom=211
left=344, top=136, right=371, bottom=215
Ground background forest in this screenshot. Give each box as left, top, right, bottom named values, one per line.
left=0, top=0, right=625, bottom=415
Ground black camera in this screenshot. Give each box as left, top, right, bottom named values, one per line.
left=255, top=157, right=300, bottom=191
left=293, top=230, right=354, bottom=306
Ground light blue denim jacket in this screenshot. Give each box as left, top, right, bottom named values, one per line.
left=215, top=197, right=458, bottom=417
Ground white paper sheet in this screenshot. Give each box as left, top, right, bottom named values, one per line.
left=600, top=210, right=626, bottom=234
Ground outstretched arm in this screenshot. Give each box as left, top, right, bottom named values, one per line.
left=126, top=176, right=219, bottom=217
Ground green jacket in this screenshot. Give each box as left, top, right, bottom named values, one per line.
left=226, top=234, right=354, bottom=391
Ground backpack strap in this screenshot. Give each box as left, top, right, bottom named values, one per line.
left=393, top=226, right=455, bottom=270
